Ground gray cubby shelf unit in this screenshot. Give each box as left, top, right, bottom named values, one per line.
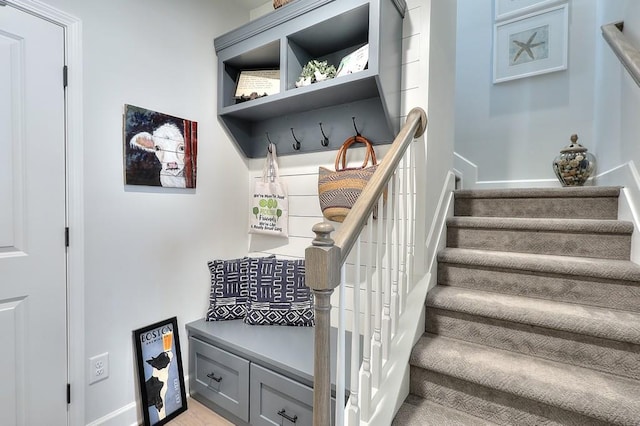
left=214, top=0, right=407, bottom=158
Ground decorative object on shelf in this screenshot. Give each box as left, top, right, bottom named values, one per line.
left=249, top=143, right=288, bottom=237
left=234, top=70, right=280, bottom=103
left=133, top=317, right=187, bottom=426
left=493, top=4, right=568, bottom=83
left=552, top=134, right=596, bottom=186
left=336, top=44, right=369, bottom=77
left=124, top=104, right=197, bottom=189
left=295, top=59, right=337, bottom=88
left=318, top=133, right=380, bottom=223
left=273, top=0, right=293, bottom=9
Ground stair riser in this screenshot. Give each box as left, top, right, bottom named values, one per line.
left=426, top=308, right=640, bottom=381
left=438, top=263, right=640, bottom=313
left=409, top=367, right=610, bottom=426
left=447, top=228, right=631, bottom=259
left=454, top=197, right=618, bottom=220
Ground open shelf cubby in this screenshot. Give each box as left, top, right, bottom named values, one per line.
left=214, top=0, right=406, bottom=158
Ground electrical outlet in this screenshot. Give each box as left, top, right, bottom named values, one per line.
left=88, top=352, right=109, bottom=384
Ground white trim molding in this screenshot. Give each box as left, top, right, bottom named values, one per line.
left=454, top=152, right=560, bottom=189
left=85, top=402, right=138, bottom=426
left=596, top=161, right=640, bottom=264
left=6, top=1, right=85, bottom=424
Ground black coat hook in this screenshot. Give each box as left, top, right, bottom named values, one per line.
left=266, top=132, right=274, bottom=153
left=352, top=116, right=362, bottom=137
left=319, top=122, right=329, bottom=147
left=291, top=127, right=301, bottom=150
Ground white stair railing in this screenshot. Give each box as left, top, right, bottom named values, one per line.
left=305, top=107, right=427, bottom=426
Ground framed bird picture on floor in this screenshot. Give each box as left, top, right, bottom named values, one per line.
left=493, top=3, right=568, bottom=83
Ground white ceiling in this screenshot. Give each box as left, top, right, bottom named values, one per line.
left=233, top=0, right=271, bottom=10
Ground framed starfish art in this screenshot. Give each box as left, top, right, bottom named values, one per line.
left=493, top=3, right=568, bottom=83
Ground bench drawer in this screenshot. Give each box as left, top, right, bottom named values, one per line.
left=251, top=363, right=337, bottom=426
left=190, top=337, right=249, bottom=422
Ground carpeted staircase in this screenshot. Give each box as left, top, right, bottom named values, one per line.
left=393, top=186, right=640, bottom=425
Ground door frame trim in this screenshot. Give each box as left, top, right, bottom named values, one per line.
left=6, top=1, right=84, bottom=424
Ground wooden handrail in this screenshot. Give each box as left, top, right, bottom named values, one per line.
left=602, top=22, right=640, bottom=88
left=334, top=107, right=427, bottom=264
left=305, top=107, right=427, bottom=426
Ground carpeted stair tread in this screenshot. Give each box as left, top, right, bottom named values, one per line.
left=454, top=186, right=621, bottom=199
left=438, top=248, right=640, bottom=282
left=410, top=334, right=640, bottom=425
left=426, top=286, right=640, bottom=345
left=396, top=186, right=640, bottom=425
left=393, top=394, right=499, bottom=426
left=447, top=217, right=632, bottom=259
left=437, top=248, right=640, bottom=312
left=447, top=216, right=633, bottom=234
left=454, top=187, right=620, bottom=219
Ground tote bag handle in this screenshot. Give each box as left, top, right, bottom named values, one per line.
left=334, top=135, right=377, bottom=171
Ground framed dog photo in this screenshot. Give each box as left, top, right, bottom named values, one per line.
left=134, top=317, right=187, bottom=426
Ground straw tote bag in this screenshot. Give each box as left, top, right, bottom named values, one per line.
left=318, top=135, right=380, bottom=223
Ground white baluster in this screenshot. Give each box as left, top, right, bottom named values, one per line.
left=382, top=181, right=392, bottom=361
left=335, top=265, right=346, bottom=426
left=372, top=196, right=384, bottom=389
left=391, top=172, right=400, bottom=337
left=360, top=215, right=374, bottom=420
left=401, top=154, right=408, bottom=311
left=408, top=142, right=416, bottom=290
left=347, top=238, right=361, bottom=425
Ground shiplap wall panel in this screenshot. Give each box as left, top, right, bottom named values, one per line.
left=247, top=0, right=425, bottom=330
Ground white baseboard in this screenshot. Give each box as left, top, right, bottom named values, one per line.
left=596, top=161, right=640, bottom=264
left=425, top=171, right=456, bottom=284
left=85, top=401, right=138, bottom=426
left=86, top=377, right=191, bottom=426
left=454, top=152, right=560, bottom=189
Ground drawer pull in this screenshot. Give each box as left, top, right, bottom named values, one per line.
left=277, top=409, right=298, bottom=423
left=206, top=372, right=222, bottom=383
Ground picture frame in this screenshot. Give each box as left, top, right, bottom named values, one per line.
left=234, top=69, right=280, bottom=103
left=493, top=4, right=568, bottom=84
left=124, top=104, right=198, bottom=189
left=494, top=0, right=564, bottom=21
left=133, top=317, right=187, bottom=426
left=336, top=44, right=369, bottom=78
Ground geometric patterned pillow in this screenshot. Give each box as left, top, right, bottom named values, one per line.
left=206, top=257, right=249, bottom=321
left=244, top=257, right=314, bottom=327
left=206, top=256, right=275, bottom=321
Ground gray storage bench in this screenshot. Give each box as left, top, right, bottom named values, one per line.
left=186, top=318, right=353, bottom=425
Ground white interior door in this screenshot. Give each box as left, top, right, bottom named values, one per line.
left=0, top=4, right=67, bottom=425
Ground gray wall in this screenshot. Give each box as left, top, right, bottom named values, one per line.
left=595, top=0, right=640, bottom=174
left=41, top=0, right=251, bottom=423
left=455, top=0, right=598, bottom=183
left=33, top=0, right=453, bottom=423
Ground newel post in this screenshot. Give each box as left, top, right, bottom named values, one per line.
left=305, top=222, right=341, bottom=426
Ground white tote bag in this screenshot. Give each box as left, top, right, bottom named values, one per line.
left=249, top=144, right=289, bottom=237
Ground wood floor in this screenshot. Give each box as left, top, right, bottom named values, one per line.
left=166, top=397, right=235, bottom=426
